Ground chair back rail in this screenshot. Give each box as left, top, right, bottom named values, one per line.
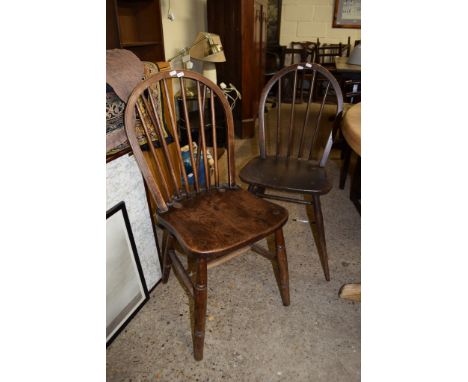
left=125, top=70, right=236, bottom=213
left=258, top=63, right=344, bottom=167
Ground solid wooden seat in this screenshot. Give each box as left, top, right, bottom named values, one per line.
left=240, top=157, right=332, bottom=195
left=239, top=63, right=344, bottom=281
left=124, top=70, right=290, bottom=361
left=159, top=187, right=288, bottom=257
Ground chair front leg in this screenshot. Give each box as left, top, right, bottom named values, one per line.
left=275, top=228, right=290, bottom=306
left=312, top=195, right=330, bottom=281
left=193, top=257, right=208, bottom=361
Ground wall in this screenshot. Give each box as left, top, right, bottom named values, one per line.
left=280, top=0, right=361, bottom=46
left=160, top=0, right=207, bottom=62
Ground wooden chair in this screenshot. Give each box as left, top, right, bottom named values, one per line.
left=239, top=63, right=344, bottom=281
left=124, top=70, right=290, bottom=361
left=315, top=38, right=351, bottom=72
left=313, top=41, right=351, bottom=102
left=285, top=42, right=320, bottom=103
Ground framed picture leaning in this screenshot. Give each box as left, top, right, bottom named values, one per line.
left=106, top=201, right=149, bottom=346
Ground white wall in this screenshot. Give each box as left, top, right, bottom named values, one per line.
left=280, top=0, right=361, bottom=46
left=160, top=0, right=207, bottom=61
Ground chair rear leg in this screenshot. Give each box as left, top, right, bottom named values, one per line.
left=161, top=234, right=174, bottom=283
left=275, top=228, right=290, bottom=306
left=312, top=195, right=331, bottom=281
left=193, top=257, right=208, bottom=361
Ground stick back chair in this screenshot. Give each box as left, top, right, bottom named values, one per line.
left=239, top=63, right=344, bottom=281
left=124, top=70, right=290, bottom=361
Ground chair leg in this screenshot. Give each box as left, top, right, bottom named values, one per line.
left=340, top=141, right=352, bottom=189
left=350, top=156, right=361, bottom=214
left=161, top=234, right=173, bottom=283
left=312, top=195, right=330, bottom=281
left=275, top=228, right=290, bottom=306
left=193, top=257, right=208, bottom=361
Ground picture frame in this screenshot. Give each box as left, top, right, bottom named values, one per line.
left=333, top=0, right=361, bottom=29
left=106, top=201, right=149, bottom=346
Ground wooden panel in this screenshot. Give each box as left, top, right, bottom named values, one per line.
left=207, top=0, right=267, bottom=139
left=125, top=44, right=165, bottom=63
left=107, top=0, right=121, bottom=49
left=207, top=0, right=242, bottom=136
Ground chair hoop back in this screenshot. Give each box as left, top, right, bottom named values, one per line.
left=258, top=63, right=344, bottom=166
left=124, top=70, right=236, bottom=213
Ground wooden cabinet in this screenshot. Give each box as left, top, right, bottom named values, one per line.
left=207, top=0, right=268, bottom=138
left=106, top=0, right=165, bottom=62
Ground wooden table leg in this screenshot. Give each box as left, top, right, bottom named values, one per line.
left=350, top=156, right=361, bottom=214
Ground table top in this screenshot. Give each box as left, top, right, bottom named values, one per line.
left=342, top=103, right=361, bottom=156
left=334, top=56, right=361, bottom=73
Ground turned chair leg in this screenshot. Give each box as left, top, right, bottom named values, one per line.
left=161, top=234, right=173, bottom=283
left=193, top=258, right=208, bottom=361
left=312, top=195, right=330, bottom=281
left=275, top=228, right=290, bottom=306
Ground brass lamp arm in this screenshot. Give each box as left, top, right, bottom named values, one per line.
left=168, top=34, right=209, bottom=63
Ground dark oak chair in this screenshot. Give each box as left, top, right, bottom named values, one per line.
left=239, top=63, right=344, bottom=281
left=124, top=70, right=290, bottom=361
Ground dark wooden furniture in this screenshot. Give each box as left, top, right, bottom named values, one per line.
left=239, top=63, right=344, bottom=281
left=124, top=70, right=290, bottom=361
left=207, top=0, right=269, bottom=138
left=106, top=0, right=165, bottom=62
left=316, top=44, right=348, bottom=69
left=285, top=41, right=320, bottom=103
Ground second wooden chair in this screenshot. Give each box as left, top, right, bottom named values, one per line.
left=240, top=63, right=344, bottom=281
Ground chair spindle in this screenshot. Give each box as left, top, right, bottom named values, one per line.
left=178, top=79, right=200, bottom=192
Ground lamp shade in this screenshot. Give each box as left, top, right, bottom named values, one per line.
left=189, top=32, right=226, bottom=63
left=347, top=44, right=361, bottom=65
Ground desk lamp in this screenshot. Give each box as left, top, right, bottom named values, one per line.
left=168, top=33, right=226, bottom=97
left=189, top=32, right=226, bottom=85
